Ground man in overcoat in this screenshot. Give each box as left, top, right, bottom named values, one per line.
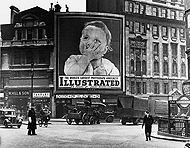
left=142, top=110, right=154, bottom=141
left=27, top=103, right=37, bottom=135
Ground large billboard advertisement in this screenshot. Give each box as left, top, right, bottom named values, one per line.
left=55, top=12, right=125, bottom=91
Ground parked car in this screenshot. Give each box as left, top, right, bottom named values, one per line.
left=0, top=108, right=23, bottom=128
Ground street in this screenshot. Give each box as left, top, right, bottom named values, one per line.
left=0, top=120, right=186, bottom=148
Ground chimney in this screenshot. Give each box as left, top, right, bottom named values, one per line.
left=49, top=3, right=54, bottom=11
left=10, top=6, right=20, bottom=24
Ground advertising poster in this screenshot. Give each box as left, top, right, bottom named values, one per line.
left=55, top=12, right=124, bottom=91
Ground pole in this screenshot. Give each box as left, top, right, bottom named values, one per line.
left=168, top=100, right=171, bottom=134
left=31, top=61, right=34, bottom=104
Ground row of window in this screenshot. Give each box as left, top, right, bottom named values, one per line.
left=130, top=81, right=178, bottom=95
left=14, top=28, right=46, bottom=41
left=152, top=25, right=185, bottom=41
left=13, top=50, right=49, bottom=65
left=125, top=1, right=184, bottom=21
left=152, top=43, right=186, bottom=76
left=10, top=70, right=48, bottom=78
left=127, top=20, right=185, bottom=41
left=130, top=43, right=186, bottom=77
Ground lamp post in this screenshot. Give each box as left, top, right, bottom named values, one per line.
left=31, top=60, right=34, bottom=104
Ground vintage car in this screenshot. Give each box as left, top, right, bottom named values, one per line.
left=0, top=108, right=23, bottom=128
left=65, top=102, right=114, bottom=125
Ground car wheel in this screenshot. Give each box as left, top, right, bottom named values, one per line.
left=38, top=120, right=43, bottom=127
left=4, top=121, right=8, bottom=128
left=105, top=115, right=114, bottom=123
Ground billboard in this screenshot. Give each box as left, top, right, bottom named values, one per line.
left=55, top=12, right=125, bottom=91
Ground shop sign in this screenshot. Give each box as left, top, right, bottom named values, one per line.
left=59, top=76, right=120, bottom=89
left=177, top=96, right=190, bottom=108
left=33, top=92, right=50, bottom=98
left=8, top=91, right=29, bottom=96
left=56, top=94, right=100, bottom=99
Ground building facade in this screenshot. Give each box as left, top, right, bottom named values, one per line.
left=87, top=0, right=187, bottom=100
left=0, top=5, right=56, bottom=117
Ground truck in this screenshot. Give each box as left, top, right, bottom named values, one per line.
left=117, top=95, right=175, bottom=125
left=117, top=95, right=148, bottom=125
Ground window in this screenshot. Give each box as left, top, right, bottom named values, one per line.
left=171, top=43, right=177, bottom=57
left=173, top=82, right=178, bottom=89
left=163, top=43, right=168, bottom=56
left=129, top=2, right=134, bottom=13
left=153, top=43, right=159, bottom=74
left=161, top=8, right=167, bottom=18
left=135, top=22, right=140, bottom=33
left=38, top=29, right=43, bottom=39
left=134, top=3, right=140, bottom=13
left=17, top=30, right=22, bottom=40
left=129, top=21, right=134, bottom=33
left=136, top=82, right=141, bottom=94
left=27, top=29, right=33, bottom=40
left=14, top=51, right=22, bottom=65
left=154, top=61, right=159, bottom=73
left=143, top=82, right=147, bottom=94
left=171, top=27, right=177, bottom=38
left=153, top=25, right=159, bottom=37
left=163, top=83, right=169, bottom=94
left=152, top=7, right=158, bottom=16
left=153, top=43, right=159, bottom=56
left=179, top=28, right=185, bottom=39
left=154, top=82, right=160, bottom=94
left=131, top=81, right=135, bottom=94
left=172, top=61, right=178, bottom=75
left=142, top=60, right=146, bottom=75
left=136, top=49, right=142, bottom=76
left=181, top=62, right=186, bottom=76
left=39, top=50, right=47, bottom=64
left=171, top=10, right=176, bottom=19
left=162, top=26, right=168, bottom=37
left=141, top=23, right=146, bottom=34
left=181, top=45, right=186, bottom=57
left=26, top=51, right=33, bottom=64
left=179, top=12, right=184, bottom=21
left=140, top=4, right=145, bottom=14
left=163, top=61, right=169, bottom=75
left=130, top=59, right=135, bottom=74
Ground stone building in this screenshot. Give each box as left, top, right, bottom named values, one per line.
left=87, top=0, right=187, bottom=100
left=0, top=4, right=59, bottom=117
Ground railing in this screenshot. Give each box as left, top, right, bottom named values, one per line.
left=158, top=117, right=190, bottom=137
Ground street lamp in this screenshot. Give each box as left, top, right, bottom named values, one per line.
left=31, top=60, right=34, bottom=104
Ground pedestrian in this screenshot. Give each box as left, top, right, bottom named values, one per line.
left=142, top=110, right=154, bottom=141
left=27, top=103, right=37, bottom=135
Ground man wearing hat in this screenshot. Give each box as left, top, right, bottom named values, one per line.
left=27, top=103, right=37, bottom=135
left=142, top=110, right=154, bottom=141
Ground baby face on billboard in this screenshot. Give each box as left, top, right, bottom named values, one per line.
left=79, top=25, right=108, bottom=60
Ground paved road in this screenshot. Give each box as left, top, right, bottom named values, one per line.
left=0, top=121, right=186, bottom=148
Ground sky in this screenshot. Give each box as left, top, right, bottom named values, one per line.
left=0, top=0, right=86, bottom=24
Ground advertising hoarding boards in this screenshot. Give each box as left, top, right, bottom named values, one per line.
left=55, top=12, right=125, bottom=91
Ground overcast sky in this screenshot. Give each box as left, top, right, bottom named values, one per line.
left=0, top=0, right=86, bottom=24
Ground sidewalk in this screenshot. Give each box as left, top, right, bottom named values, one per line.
left=22, top=119, right=190, bottom=142
left=151, top=124, right=190, bottom=142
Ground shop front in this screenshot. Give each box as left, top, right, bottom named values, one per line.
left=5, top=89, right=52, bottom=118
left=55, top=94, right=101, bottom=118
